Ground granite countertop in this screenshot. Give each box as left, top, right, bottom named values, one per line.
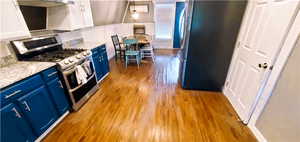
left=0, top=61, right=56, bottom=89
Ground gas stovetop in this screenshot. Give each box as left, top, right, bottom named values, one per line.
left=27, top=48, right=91, bottom=70
left=11, top=35, right=92, bottom=70
left=27, top=49, right=86, bottom=62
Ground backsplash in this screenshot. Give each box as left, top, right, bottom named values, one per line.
left=0, top=41, right=11, bottom=57
left=0, top=41, right=17, bottom=67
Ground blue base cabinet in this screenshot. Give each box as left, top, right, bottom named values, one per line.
left=0, top=66, right=70, bottom=142
left=17, top=86, right=58, bottom=135
left=92, top=44, right=110, bottom=81
left=46, top=78, right=69, bottom=115
left=1, top=103, right=36, bottom=142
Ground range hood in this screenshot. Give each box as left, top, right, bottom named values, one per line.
left=18, top=0, right=74, bottom=7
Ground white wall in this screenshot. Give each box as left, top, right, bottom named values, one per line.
left=80, top=23, right=155, bottom=59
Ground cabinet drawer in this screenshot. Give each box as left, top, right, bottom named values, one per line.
left=1, top=75, right=44, bottom=106
left=41, top=67, right=58, bottom=82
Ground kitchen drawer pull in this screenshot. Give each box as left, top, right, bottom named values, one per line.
left=23, top=101, right=31, bottom=112
left=5, top=90, right=22, bottom=99
left=48, top=72, right=57, bottom=77
left=12, top=107, right=22, bottom=118
left=59, top=81, right=64, bottom=88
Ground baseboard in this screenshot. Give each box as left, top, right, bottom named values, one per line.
left=248, top=124, right=268, bottom=142
left=222, top=88, right=267, bottom=142
left=35, top=111, right=70, bottom=142
left=97, top=72, right=109, bottom=84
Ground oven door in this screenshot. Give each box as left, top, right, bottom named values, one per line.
left=62, top=58, right=98, bottom=110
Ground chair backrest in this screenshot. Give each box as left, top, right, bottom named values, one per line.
left=124, top=39, right=138, bottom=51
left=111, top=35, right=121, bottom=50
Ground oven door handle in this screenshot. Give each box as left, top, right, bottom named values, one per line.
left=69, top=72, right=96, bottom=93
left=63, top=67, right=77, bottom=75
left=63, top=60, right=94, bottom=76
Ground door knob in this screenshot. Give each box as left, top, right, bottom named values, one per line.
left=258, top=63, right=268, bottom=69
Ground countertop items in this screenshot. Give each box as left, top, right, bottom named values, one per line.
left=0, top=61, right=56, bottom=89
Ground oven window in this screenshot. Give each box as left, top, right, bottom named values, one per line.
left=73, top=76, right=97, bottom=103
left=65, top=61, right=94, bottom=89
left=66, top=72, right=79, bottom=89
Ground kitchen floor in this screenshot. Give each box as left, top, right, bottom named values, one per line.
left=43, top=49, right=257, bottom=142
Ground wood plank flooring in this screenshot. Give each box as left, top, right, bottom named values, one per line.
left=43, top=50, right=257, bottom=142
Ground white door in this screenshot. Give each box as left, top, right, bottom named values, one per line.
left=224, top=0, right=299, bottom=124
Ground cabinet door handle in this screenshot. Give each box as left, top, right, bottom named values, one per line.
left=59, top=81, right=64, bottom=88
left=5, top=90, right=22, bottom=99
left=23, top=101, right=31, bottom=112
left=12, top=107, right=22, bottom=118
left=48, top=72, right=57, bottom=77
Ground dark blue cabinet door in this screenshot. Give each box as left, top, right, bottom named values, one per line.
left=104, top=51, right=110, bottom=73
left=47, top=78, right=69, bottom=115
left=17, top=86, right=58, bottom=135
left=100, top=51, right=109, bottom=75
left=1, top=103, right=36, bottom=142
left=92, top=53, right=103, bottom=81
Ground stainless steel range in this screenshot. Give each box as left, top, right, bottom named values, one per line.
left=11, top=35, right=98, bottom=111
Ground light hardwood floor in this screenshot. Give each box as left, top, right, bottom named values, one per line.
left=43, top=50, right=257, bottom=142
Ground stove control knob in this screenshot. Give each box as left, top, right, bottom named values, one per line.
left=83, top=52, right=88, bottom=56
left=76, top=55, right=81, bottom=59
left=69, top=59, right=74, bottom=63
left=64, top=60, right=69, bottom=65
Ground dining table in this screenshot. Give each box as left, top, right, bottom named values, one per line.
left=121, top=35, right=151, bottom=47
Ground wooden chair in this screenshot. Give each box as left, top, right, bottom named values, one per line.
left=111, top=35, right=125, bottom=60
left=123, top=39, right=141, bottom=68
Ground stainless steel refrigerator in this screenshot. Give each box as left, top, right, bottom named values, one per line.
left=179, top=0, right=247, bottom=91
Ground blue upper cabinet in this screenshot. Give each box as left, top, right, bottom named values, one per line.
left=46, top=78, right=69, bottom=115
left=1, top=103, right=36, bottom=142
left=92, top=44, right=110, bottom=81
left=16, top=86, right=58, bottom=135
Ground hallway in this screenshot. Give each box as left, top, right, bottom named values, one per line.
left=43, top=50, right=257, bottom=142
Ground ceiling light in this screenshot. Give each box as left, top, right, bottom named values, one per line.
left=131, top=10, right=139, bottom=19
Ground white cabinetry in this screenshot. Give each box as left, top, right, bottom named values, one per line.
left=47, top=0, right=93, bottom=30
left=0, top=0, right=30, bottom=40
left=80, top=0, right=93, bottom=27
